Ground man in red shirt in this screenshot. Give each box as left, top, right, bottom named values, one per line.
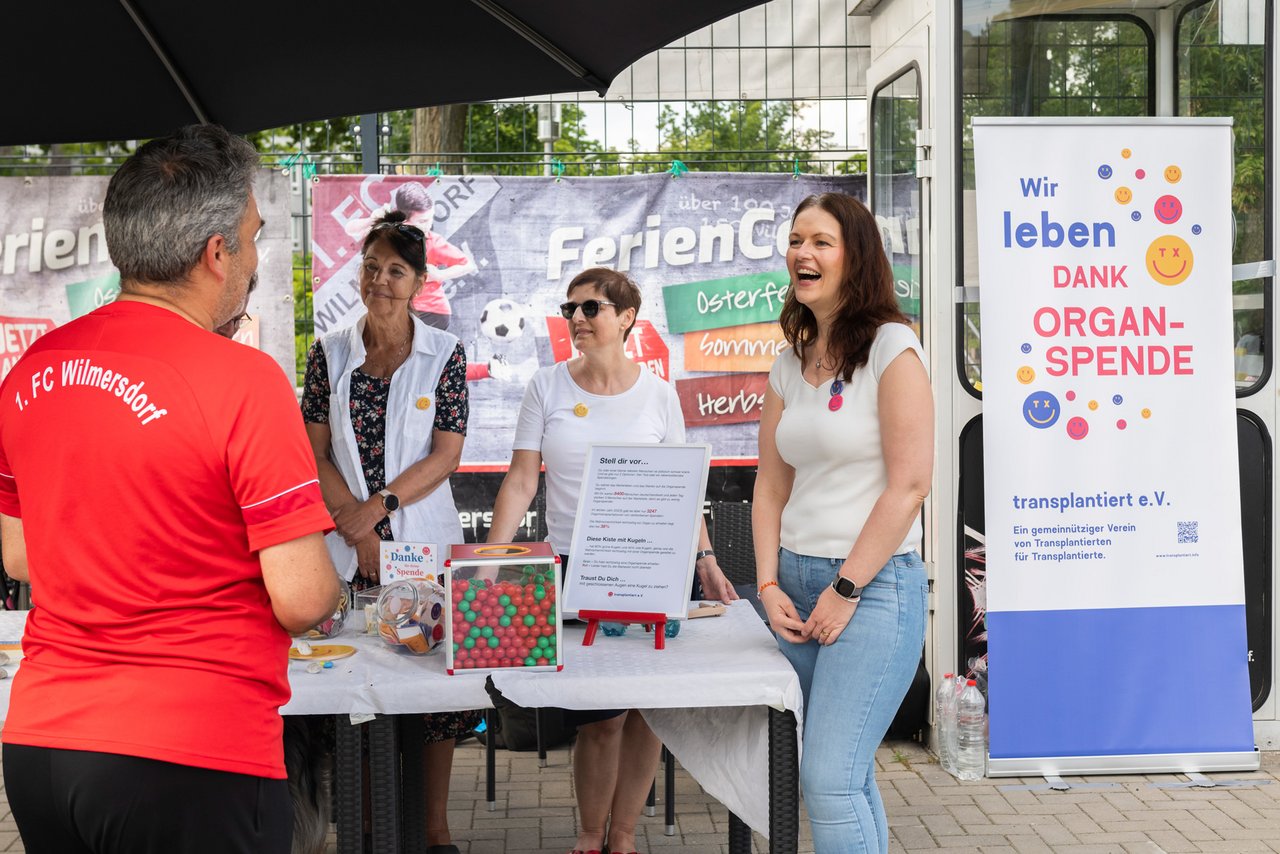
left=0, top=125, right=341, bottom=854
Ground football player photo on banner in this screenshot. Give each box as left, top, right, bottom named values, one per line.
left=974, top=118, right=1256, bottom=775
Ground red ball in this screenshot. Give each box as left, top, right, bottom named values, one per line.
left=536, top=657, right=549, bottom=666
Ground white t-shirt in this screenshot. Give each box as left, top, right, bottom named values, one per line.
left=513, top=362, right=686, bottom=554
left=769, top=322, right=926, bottom=559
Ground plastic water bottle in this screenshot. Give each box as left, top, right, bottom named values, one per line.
left=955, top=679, right=986, bottom=781
left=947, top=674, right=965, bottom=772
left=934, top=673, right=956, bottom=773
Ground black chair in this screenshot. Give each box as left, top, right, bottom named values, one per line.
left=710, top=501, right=766, bottom=620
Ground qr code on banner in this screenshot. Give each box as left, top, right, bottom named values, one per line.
left=1177, top=521, right=1199, bottom=544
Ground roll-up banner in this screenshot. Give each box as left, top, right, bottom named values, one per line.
left=974, top=118, right=1257, bottom=775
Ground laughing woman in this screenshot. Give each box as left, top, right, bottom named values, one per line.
left=753, top=193, right=933, bottom=853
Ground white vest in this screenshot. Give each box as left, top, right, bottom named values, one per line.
left=320, top=314, right=465, bottom=581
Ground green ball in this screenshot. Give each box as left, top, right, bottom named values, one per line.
left=458, top=599, right=471, bottom=612
left=487, top=636, right=501, bottom=648
left=469, top=626, right=481, bottom=638
left=452, top=642, right=459, bottom=653
left=464, top=589, right=476, bottom=602
left=505, top=604, right=518, bottom=617
left=547, top=606, right=556, bottom=620
left=463, top=609, right=476, bottom=622
left=498, top=594, right=511, bottom=606
left=523, top=614, right=536, bottom=627
left=499, top=615, right=512, bottom=627
left=537, top=636, right=550, bottom=649
left=524, top=656, right=538, bottom=667
left=534, top=585, right=546, bottom=601
left=481, top=626, right=494, bottom=638
left=463, top=636, right=476, bottom=649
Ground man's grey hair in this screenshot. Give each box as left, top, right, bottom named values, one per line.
left=103, top=124, right=259, bottom=288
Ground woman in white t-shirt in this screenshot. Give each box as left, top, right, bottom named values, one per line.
left=488, top=267, right=735, bottom=854
left=754, top=194, right=933, bottom=853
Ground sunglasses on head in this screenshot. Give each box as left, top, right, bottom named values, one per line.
left=559, top=299, right=617, bottom=320
left=373, top=221, right=426, bottom=243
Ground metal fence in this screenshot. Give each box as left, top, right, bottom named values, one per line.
left=0, top=142, right=861, bottom=384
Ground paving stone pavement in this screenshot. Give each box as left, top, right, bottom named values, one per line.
left=0, top=738, right=1278, bottom=852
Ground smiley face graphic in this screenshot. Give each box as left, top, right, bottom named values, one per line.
left=1017, top=366, right=1035, bottom=384
left=1141, top=408, right=1152, bottom=418
left=1066, top=417, right=1089, bottom=440
left=1164, top=165, right=1182, bottom=183
left=1154, top=194, right=1183, bottom=224
left=1114, top=186, right=1132, bottom=204
left=1023, top=391, right=1061, bottom=429
left=1098, top=164, right=1113, bottom=179
left=1146, top=235, right=1194, bottom=285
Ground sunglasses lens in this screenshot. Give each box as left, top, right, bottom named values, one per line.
left=559, top=302, right=575, bottom=319
left=581, top=300, right=600, bottom=318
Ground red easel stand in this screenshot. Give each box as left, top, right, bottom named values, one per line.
left=579, top=610, right=668, bottom=650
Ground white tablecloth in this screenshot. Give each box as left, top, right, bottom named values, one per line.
left=0, top=602, right=802, bottom=837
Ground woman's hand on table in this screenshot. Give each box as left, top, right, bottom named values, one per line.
left=332, top=498, right=382, bottom=547
left=696, top=556, right=739, bottom=604
left=355, top=533, right=382, bottom=583
left=802, top=586, right=859, bottom=646
left=760, top=586, right=805, bottom=643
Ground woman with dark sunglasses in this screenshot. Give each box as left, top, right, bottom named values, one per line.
left=301, top=210, right=476, bottom=854
left=486, top=267, right=736, bottom=854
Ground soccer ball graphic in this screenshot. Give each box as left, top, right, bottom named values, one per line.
left=479, top=298, right=526, bottom=341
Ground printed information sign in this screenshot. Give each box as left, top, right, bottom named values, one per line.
left=974, top=118, right=1256, bottom=773
left=562, top=443, right=710, bottom=620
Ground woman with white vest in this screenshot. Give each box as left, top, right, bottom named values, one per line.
left=302, top=211, right=473, bottom=854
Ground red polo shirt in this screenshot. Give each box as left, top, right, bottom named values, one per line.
left=0, top=301, right=333, bottom=778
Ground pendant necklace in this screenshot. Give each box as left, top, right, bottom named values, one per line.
left=367, top=332, right=410, bottom=376
left=815, top=354, right=843, bottom=412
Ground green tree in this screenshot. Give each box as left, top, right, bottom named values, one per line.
left=631, top=100, right=833, bottom=172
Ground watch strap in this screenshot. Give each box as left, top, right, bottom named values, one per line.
left=695, top=549, right=715, bottom=561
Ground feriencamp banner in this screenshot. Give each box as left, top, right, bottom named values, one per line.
left=975, top=118, right=1256, bottom=774
left=310, top=173, right=874, bottom=466
left=0, top=171, right=295, bottom=381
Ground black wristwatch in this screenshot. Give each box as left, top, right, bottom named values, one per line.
left=378, top=489, right=400, bottom=515
left=831, top=575, right=862, bottom=601
left=695, top=549, right=715, bottom=562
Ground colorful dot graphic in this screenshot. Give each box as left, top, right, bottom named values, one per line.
left=1135, top=169, right=1146, bottom=179
left=1020, top=343, right=1032, bottom=354
left=1112, top=394, right=1123, bottom=405
left=1098, top=164, right=1113, bottom=179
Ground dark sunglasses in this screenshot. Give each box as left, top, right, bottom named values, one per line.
left=372, top=221, right=426, bottom=243
left=559, top=299, right=617, bottom=320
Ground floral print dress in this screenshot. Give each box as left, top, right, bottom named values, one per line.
left=303, top=340, right=479, bottom=742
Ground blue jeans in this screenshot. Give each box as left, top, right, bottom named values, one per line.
left=775, top=548, right=928, bottom=854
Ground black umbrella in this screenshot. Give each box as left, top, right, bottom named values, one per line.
left=8, top=0, right=768, bottom=146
